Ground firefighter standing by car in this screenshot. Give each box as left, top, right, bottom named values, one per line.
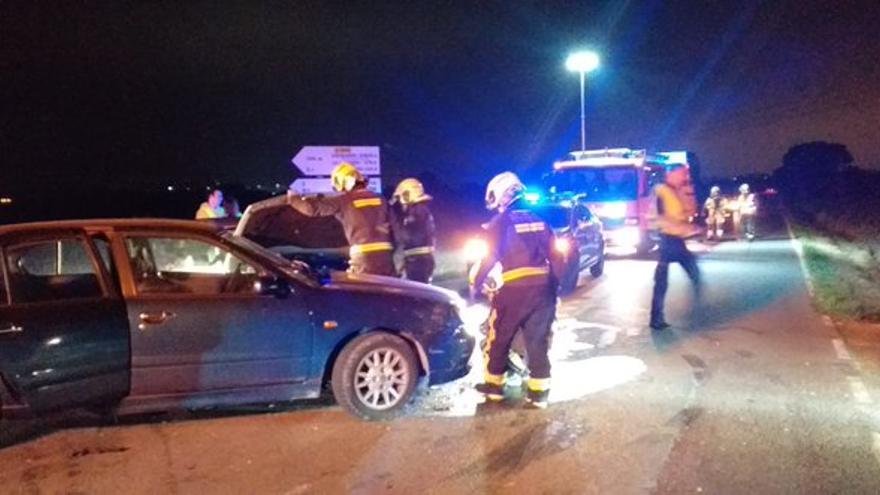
left=471, top=172, right=558, bottom=409
left=391, top=178, right=436, bottom=283
left=649, top=163, right=701, bottom=331
left=287, top=162, right=396, bottom=276
left=703, top=185, right=728, bottom=241
left=736, top=183, right=757, bottom=241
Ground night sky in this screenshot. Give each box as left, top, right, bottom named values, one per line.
left=3, top=1, right=879, bottom=190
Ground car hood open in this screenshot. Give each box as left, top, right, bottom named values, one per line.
left=235, top=194, right=347, bottom=249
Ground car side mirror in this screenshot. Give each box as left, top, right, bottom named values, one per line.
left=256, top=274, right=290, bottom=298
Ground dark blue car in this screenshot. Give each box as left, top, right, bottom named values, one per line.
left=0, top=219, right=474, bottom=422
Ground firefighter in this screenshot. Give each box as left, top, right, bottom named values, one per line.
left=471, top=172, right=558, bottom=409
left=391, top=178, right=436, bottom=283
left=737, top=183, right=757, bottom=241
left=195, top=189, right=227, bottom=219
left=703, top=185, right=727, bottom=241
left=287, top=162, right=395, bottom=276
left=650, top=163, right=701, bottom=331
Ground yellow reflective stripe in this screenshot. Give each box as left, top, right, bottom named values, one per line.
left=514, top=222, right=545, bottom=234
left=350, top=242, right=393, bottom=255
left=527, top=377, right=551, bottom=392
left=501, top=266, right=549, bottom=283
left=482, top=308, right=505, bottom=385
left=352, top=198, right=383, bottom=208
left=484, top=372, right=505, bottom=386
left=404, top=246, right=434, bottom=256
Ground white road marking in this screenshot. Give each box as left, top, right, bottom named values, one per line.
left=846, top=376, right=873, bottom=405
left=832, top=339, right=853, bottom=361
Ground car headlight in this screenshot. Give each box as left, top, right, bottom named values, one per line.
left=554, top=237, right=572, bottom=254
left=463, top=238, right=489, bottom=263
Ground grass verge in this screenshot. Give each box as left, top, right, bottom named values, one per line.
left=794, top=225, right=880, bottom=322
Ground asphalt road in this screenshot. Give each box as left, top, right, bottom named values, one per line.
left=3, top=217, right=880, bottom=494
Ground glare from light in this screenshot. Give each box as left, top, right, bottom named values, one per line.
left=463, top=238, right=489, bottom=263
left=524, top=192, right=541, bottom=204
left=607, top=226, right=642, bottom=248
left=597, top=201, right=628, bottom=219
left=565, top=51, right=600, bottom=73
left=554, top=237, right=572, bottom=254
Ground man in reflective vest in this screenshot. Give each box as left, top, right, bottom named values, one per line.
left=650, top=163, right=701, bottom=330
left=287, top=162, right=395, bottom=276
left=471, top=171, right=558, bottom=409
left=391, top=178, right=436, bottom=283
left=736, top=183, right=757, bottom=241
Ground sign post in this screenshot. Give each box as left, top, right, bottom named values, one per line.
left=291, top=146, right=381, bottom=194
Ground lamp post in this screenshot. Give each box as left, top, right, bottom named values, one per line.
left=565, top=51, right=600, bottom=151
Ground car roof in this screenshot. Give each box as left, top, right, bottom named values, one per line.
left=0, top=218, right=219, bottom=236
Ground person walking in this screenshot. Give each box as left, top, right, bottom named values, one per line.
left=649, top=163, right=701, bottom=331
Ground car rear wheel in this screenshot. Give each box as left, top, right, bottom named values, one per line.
left=331, top=333, right=419, bottom=421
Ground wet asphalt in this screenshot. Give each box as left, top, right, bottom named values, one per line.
left=2, top=216, right=880, bottom=494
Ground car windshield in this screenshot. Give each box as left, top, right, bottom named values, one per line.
left=545, top=167, right=638, bottom=201
left=529, top=206, right=570, bottom=229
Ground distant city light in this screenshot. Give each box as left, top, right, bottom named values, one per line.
left=167, top=185, right=175, bottom=192
left=0, top=197, right=12, bottom=205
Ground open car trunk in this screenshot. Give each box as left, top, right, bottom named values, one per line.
left=232, top=195, right=350, bottom=271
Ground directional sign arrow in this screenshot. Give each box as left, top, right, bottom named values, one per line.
left=291, top=146, right=381, bottom=176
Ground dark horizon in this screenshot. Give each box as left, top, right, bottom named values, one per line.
left=3, top=1, right=879, bottom=191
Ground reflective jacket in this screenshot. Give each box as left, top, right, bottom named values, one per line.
left=392, top=201, right=436, bottom=257
left=654, top=184, right=698, bottom=238
left=470, top=203, right=555, bottom=290
left=288, top=186, right=393, bottom=257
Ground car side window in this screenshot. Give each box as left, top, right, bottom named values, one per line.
left=4, top=238, right=104, bottom=304
left=125, top=236, right=261, bottom=296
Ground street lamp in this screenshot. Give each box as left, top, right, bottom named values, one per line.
left=565, top=51, right=600, bottom=151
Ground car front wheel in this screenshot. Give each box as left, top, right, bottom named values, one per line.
left=331, top=333, right=419, bottom=421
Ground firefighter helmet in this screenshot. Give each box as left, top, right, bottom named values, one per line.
left=392, top=178, right=432, bottom=205
left=485, top=172, right=525, bottom=211
left=710, top=185, right=721, bottom=197
left=739, top=183, right=750, bottom=194
left=331, top=162, right=365, bottom=192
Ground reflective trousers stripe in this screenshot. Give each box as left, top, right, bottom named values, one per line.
left=501, top=266, right=549, bottom=283
left=350, top=242, right=394, bottom=256
left=483, top=308, right=504, bottom=385
left=527, top=377, right=551, bottom=392
left=403, top=246, right=434, bottom=256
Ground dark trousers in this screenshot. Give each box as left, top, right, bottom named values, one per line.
left=650, top=235, right=701, bottom=324
left=404, top=255, right=435, bottom=283
left=484, top=283, right=556, bottom=383
left=349, top=253, right=396, bottom=277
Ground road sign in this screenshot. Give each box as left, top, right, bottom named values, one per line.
left=289, top=177, right=382, bottom=195
left=291, top=146, right=381, bottom=176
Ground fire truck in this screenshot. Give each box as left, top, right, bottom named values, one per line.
left=544, top=148, right=697, bottom=254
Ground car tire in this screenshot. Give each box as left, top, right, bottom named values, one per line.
left=331, top=332, right=419, bottom=421
left=590, top=253, right=605, bottom=278
left=559, top=259, right=580, bottom=295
